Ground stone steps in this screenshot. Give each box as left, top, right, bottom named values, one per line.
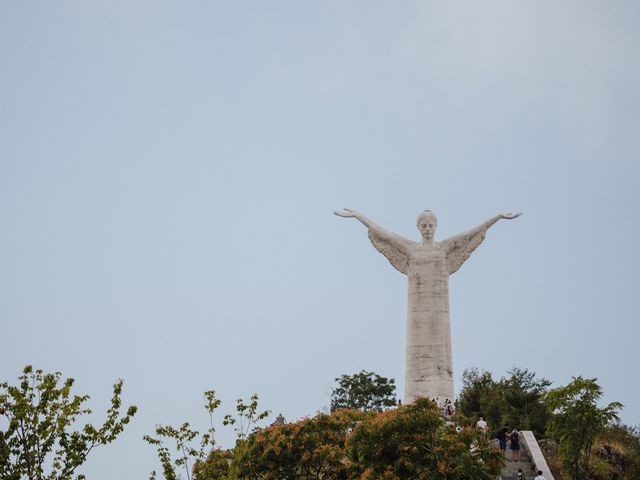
left=500, top=457, right=538, bottom=480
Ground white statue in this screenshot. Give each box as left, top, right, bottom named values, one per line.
left=334, top=208, right=521, bottom=403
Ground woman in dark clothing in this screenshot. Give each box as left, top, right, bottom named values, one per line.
left=496, top=426, right=509, bottom=454
left=510, top=428, right=521, bottom=461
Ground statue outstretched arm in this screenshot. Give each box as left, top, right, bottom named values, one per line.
left=334, top=209, right=414, bottom=274
left=441, top=212, right=522, bottom=275
left=334, top=209, right=411, bottom=255
left=447, top=212, right=522, bottom=244
left=476, top=212, right=522, bottom=233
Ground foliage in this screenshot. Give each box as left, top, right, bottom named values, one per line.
left=145, top=422, right=203, bottom=480
left=556, top=423, right=640, bottom=480
left=596, top=424, right=640, bottom=480
left=144, top=390, right=224, bottom=480
left=231, top=409, right=370, bottom=479
left=194, top=401, right=502, bottom=480
left=544, top=376, right=622, bottom=480
left=537, top=435, right=636, bottom=480
left=347, top=398, right=503, bottom=480
left=153, top=368, right=635, bottom=480
left=330, top=371, right=397, bottom=413
left=459, top=369, right=635, bottom=480
left=0, top=365, right=137, bottom=480
left=456, top=369, right=499, bottom=429
left=501, top=367, right=551, bottom=434
left=146, top=391, right=268, bottom=480
left=222, top=395, right=270, bottom=441
left=456, top=367, right=550, bottom=437
left=192, top=448, right=233, bottom=480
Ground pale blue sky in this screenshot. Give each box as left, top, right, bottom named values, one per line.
left=1, top=1, right=639, bottom=478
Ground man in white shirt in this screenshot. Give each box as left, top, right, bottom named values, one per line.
left=534, top=470, right=546, bottom=480
left=476, top=416, right=488, bottom=438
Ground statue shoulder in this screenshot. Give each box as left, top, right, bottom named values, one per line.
left=367, top=230, right=417, bottom=275
left=439, top=229, right=488, bottom=275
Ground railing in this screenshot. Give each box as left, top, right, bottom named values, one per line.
left=520, top=430, right=554, bottom=480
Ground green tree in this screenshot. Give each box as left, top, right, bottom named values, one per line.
left=147, top=391, right=269, bottom=480
left=231, top=409, right=370, bottom=480
left=222, top=394, right=270, bottom=442
left=192, top=448, right=233, bottom=480
left=544, top=376, right=622, bottom=480
left=456, top=368, right=501, bottom=430
left=457, top=367, right=550, bottom=437
left=145, top=422, right=208, bottom=480
left=330, top=371, right=396, bottom=412
left=197, top=401, right=501, bottom=480
left=501, top=367, right=551, bottom=435
left=0, top=365, right=137, bottom=480
left=347, top=398, right=503, bottom=480
left=144, top=391, right=224, bottom=480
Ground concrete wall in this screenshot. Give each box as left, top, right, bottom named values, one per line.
left=521, top=430, right=554, bottom=480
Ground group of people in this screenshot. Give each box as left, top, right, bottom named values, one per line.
left=431, top=397, right=455, bottom=417
left=476, top=416, right=547, bottom=480
left=495, top=423, right=522, bottom=461
left=517, top=469, right=547, bottom=480
left=475, top=417, right=521, bottom=459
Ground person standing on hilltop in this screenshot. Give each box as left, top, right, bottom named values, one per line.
left=509, top=428, right=521, bottom=461
left=496, top=426, right=509, bottom=454
left=476, top=416, right=488, bottom=439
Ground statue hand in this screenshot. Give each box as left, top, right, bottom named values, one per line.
left=500, top=212, right=522, bottom=220
left=334, top=208, right=358, bottom=218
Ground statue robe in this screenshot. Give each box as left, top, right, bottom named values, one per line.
left=368, top=223, right=489, bottom=403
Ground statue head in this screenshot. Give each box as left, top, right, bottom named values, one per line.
left=416, top=210, right=437, bottom=241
